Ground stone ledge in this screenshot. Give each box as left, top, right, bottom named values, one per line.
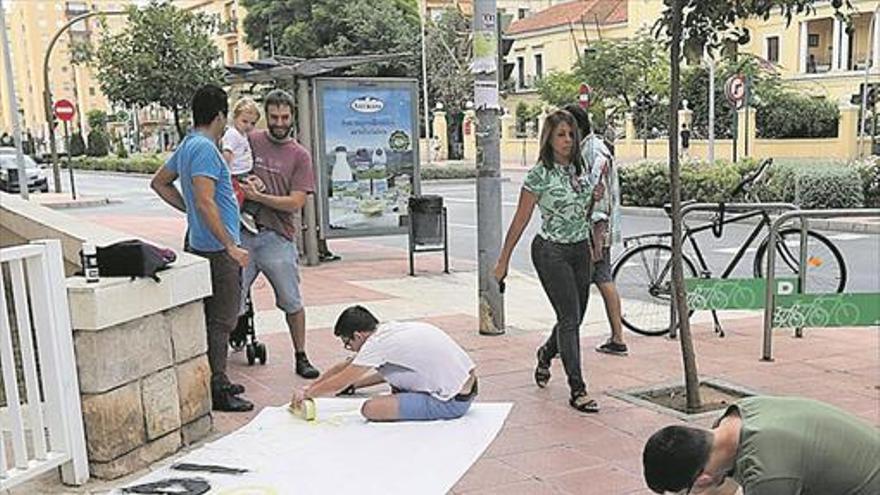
left=67, top=254, right=211, bottom=331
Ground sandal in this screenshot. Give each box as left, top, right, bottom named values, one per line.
left=534, top=347, right=551, bottom=388
left=569, top=392, right=600, bottom=413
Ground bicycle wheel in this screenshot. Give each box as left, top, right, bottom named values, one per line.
left=754, top=229, right=846, bottom=294
left=612, top=244, right=698, bottom=336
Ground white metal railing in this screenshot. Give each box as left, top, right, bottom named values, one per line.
left=0, top=239, right=88, bottom=489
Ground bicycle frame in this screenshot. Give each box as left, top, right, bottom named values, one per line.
left=682, top=209, right=771, bottom=279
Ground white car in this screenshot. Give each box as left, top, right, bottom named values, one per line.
left=0, top=148, right=49, bottom=193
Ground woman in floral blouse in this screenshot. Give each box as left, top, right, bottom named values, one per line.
left=493, top=109, right=603, bottom=413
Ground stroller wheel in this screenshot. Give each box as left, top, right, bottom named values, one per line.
left=256, top=342, right=268, bottom=365
left=246, top=344, right=256, bottom=366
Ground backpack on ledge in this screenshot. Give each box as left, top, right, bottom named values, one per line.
left=95, top=240, right=176, bottom=282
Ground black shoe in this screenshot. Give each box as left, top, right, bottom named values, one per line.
left=212, top=390, right=254, bottom=412
left=595, top=339, right=628, bottom=356
left=221, top=382, right=246, bottom=396
left=295, top=353, right=320, bottom=379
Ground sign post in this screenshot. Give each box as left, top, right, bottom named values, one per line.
left=578, top=83, right=592, bottom=110
left=725, top=74, right=746, bottom=162
left=54, top=99, right=76, bottom=199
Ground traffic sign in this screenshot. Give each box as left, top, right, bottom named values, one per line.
left=725, top=74, right=746, bottom=107
left=578, top=83, right=592, bottom=109
left=53, top=99, right=76, bottom=122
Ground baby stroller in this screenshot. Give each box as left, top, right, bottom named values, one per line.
left=229, top=291, right=267, bottom=365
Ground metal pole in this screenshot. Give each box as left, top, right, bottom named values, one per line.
left=744, top=77, right=750, bottom=158
left=474, top=0, right=504, bottom=335
left=704, top=47, right=715, bottom=164
left=42, top=10, right=125, bottom=192
left=859, top=6, right=879, bottom=159
left=64, top=120, right=76, bottom=200
left=762, top=208, right=880, bottom=361
left=795, top=217, right=808, bottom=338
left=0, top=0, right=28, bottom=200
left=420, top=0, right=432, bottom=167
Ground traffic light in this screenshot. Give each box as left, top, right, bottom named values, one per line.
left=851, top=83, right=878, bottom=107
left=497, top=11, right=515, bottom=92
left=261, top=32, right=273, bottom=58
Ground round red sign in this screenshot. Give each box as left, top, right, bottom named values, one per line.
left=53, top=99, right=76, bottom=122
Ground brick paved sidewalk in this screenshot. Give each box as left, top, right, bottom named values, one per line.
left=16, top=215, right=877, bottom=494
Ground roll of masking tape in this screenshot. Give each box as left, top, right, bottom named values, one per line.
left=289, top=398, right=316, bottom=421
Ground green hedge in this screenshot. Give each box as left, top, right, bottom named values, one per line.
left=67, top=157, right=478, bottom=181
left=620, top=159, right=868, bottom=209
left=70, top=154, right=165, bottom=174
left=420, top=165, right=477, bottom=180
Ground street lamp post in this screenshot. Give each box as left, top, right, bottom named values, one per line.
left=859, top=5, right=880, bottom=159
left=43, top=10, right=126, bottom=192
left=0, top=0, right=29, bottom=199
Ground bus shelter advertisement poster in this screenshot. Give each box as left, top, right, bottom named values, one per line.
left=317, top=80, right=419, bottom=235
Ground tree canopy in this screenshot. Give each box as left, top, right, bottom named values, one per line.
left=241, top=0, right=421, bottom=77
left=93, top=1, right=222, bottom=138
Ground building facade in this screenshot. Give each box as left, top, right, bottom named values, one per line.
left=178, top=0, right=259, bottom=66
left=503, top=0, right=879, bottom=119
left=0, top=1, right=131, bottom=141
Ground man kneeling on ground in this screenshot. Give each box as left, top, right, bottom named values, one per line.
left=290, top=305, right=478, bottom=422
left=642, top=395, right=879, bottom=494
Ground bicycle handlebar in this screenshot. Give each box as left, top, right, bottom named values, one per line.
left=729, top=158, right=773, bottom=198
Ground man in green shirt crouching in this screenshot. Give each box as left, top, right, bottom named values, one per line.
left=642, top=396, right=879, bottom=494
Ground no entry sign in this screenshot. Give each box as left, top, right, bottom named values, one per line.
left=578, top=83, right=592, bottom=109
left=53, top=99, right=76, bottom=122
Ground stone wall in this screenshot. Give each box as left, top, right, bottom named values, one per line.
left=2, top=193, right=215, bottom=480
left=76, top=302, right=212, bottom=479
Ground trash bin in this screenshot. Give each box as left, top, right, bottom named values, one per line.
left=409, top=195, right=444, bottom=245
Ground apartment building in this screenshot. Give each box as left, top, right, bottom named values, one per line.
left=0, top=1, right=130, bottom=139
left=177, top=0, right=259, bottom=65
left=503, top=0, right=879, bottom=118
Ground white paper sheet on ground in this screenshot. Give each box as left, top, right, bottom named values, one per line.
left=113, top=398, right=512, bottom=495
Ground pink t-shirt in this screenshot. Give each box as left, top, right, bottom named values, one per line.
left=248, top=130, right=316, bottom=240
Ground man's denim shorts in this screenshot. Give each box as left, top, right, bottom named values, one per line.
left=397, top=392, right=473, bottom=421
left=240, top=230, right=302, bottom=315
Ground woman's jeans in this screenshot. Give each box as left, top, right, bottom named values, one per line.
left=531, top=235, right=592, bottom=396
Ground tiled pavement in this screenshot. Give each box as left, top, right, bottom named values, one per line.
left=14, top=214, right=879, bottom=494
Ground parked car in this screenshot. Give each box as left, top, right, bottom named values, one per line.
left=0, top=148, right=49, bottom=193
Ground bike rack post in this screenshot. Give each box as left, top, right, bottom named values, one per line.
left=668, top=202, right=799, bottom=339
left=762, top=208, right=880, bottom=361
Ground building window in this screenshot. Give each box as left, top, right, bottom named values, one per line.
left=518, top=8, right=529, bottom=19
left=89, top=87, right=96, bottom=96
left=534, top=54, right=543, bottom=81
left=766, top=36, right=780, bottom=63
left=516, top=56, right=525, bottom=89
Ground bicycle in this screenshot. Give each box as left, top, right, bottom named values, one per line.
left=611, top=158, right=847, bottom=336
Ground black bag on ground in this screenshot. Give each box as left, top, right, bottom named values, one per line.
left=95, top=240, right=176, bottom=281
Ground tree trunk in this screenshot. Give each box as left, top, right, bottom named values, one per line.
left=173, top=105, right=184, bottom=141
left=668, top=0, right=701, bottom=412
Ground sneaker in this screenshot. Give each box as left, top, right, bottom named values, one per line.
left=295, top=353, right=320, bottom=379
left=212, top=390, right=254, bottom=412
left=595, top=340, right=628, bottom=356
left=240, top=212, right=259, bottom=235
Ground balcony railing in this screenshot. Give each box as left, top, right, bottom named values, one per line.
left=218, top=19, right=238, bottom=36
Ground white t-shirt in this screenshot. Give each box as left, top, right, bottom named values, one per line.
left=352, top=321, right=475, bottom=401
left=221, top=127, right=253, bottom=175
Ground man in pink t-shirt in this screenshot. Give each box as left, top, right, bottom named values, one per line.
left=238, top=89, right=320, bottom=379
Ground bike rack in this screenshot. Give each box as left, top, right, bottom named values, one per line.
left=669, top=202, right=799, bottom=339
left=761, top=208, right=880, bottom=361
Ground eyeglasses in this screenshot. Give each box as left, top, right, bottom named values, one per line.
left=342, top=334, right=355, bottom=351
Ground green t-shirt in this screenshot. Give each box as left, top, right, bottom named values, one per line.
left=523, top=162, right=592, bottom=244
left=722, top=396, right=879, bottom=495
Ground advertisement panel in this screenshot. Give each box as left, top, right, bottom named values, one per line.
left=314, top=78, right=420, bottom=238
